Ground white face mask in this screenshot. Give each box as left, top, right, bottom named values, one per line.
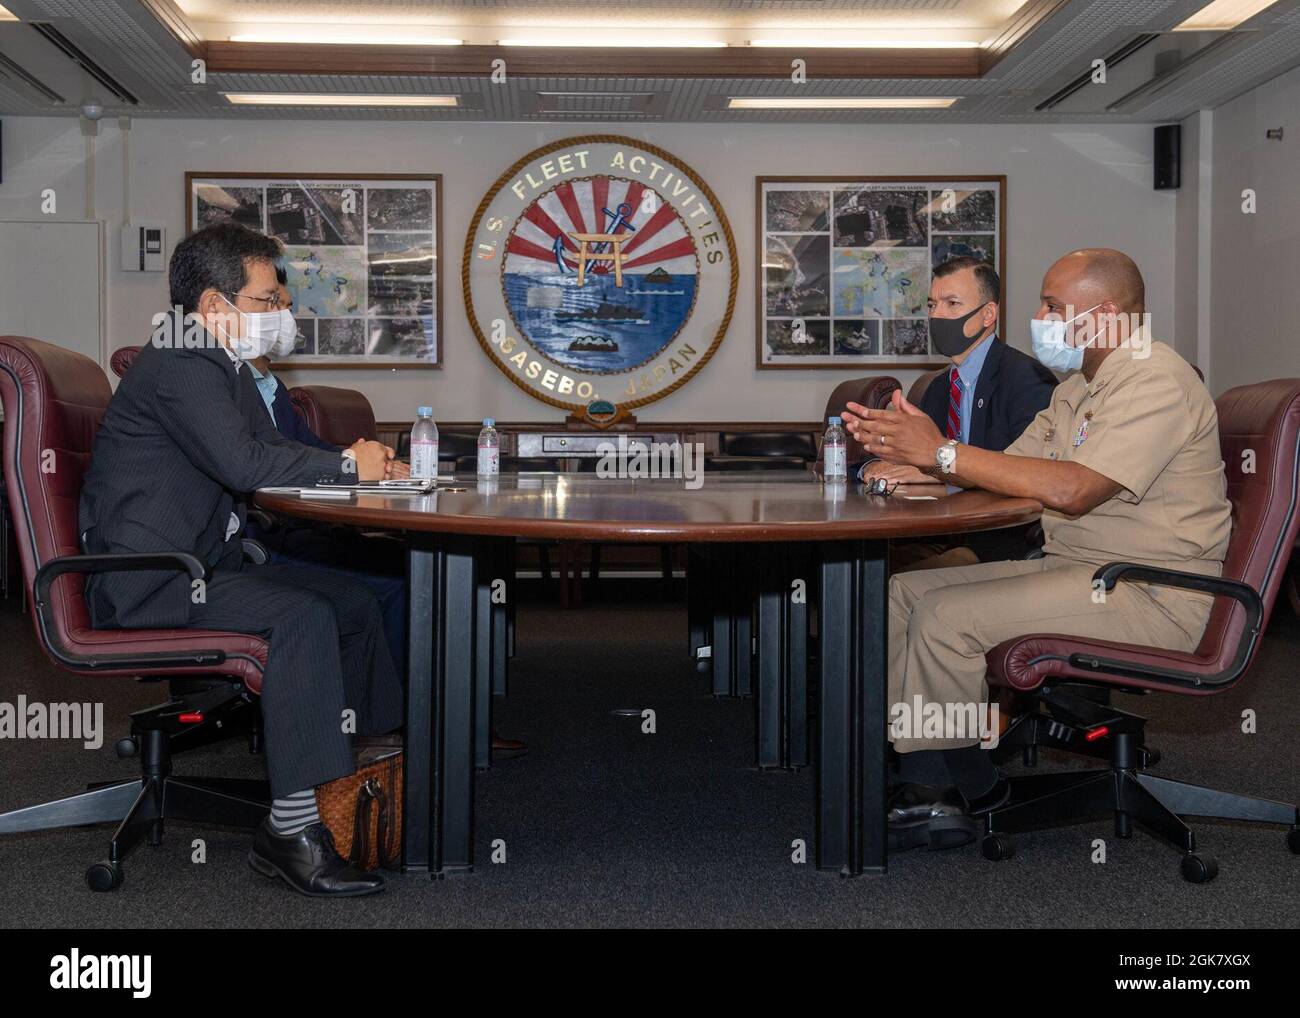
left=1029, top=303, right=1103, bottom=373
left=270, top=309, right=298, bottom=357
left=215, top=294, right=282, bottom=361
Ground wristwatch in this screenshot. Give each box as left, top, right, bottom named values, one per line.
left=935, top=439, right=959, bottom=475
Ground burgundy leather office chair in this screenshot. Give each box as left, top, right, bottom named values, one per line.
left=289, top=385, right=379, bottom=447
left=109, top=345, right=142, bottom=379
left=0, top=335, right=271, bottom=892
left=816, top=374, right=903, bottom=471
left=983, top=379, right=1300, bottom=882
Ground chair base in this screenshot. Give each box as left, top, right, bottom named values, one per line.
left=984, top=687, right=1300, bottom=883
left=0, top=709, right=269, bottom=892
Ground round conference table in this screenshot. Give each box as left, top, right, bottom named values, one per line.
left=258, top=471, right=1040, bottom=878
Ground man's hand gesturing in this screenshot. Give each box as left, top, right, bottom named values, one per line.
left=842, top=389, right=946, bottom=470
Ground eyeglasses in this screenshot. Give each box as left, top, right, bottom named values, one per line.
left=223, top=290, right=285, bottom=311
left=865, top=477, right=902, bottom=497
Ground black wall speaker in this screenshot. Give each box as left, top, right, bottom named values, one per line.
left=1154, top=124, right=1181, bottom=190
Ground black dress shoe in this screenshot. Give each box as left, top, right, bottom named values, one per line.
left=962, top=776, right=1012, bottom=815
left=887, top=782, right=977, bottom=853
left=248, top=820, right=386, bottom=897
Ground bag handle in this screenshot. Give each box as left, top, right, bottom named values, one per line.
left=351, top=779, right=381, bottom=870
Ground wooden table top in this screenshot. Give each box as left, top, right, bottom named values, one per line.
left=256, top=471, right=1041, bottom=543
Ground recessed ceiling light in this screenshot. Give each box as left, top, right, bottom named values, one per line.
left=498, top=36, right=726, bottom=48
left=747, top=39, right=980, bottom=48
left=222, top=93, right=459, bottom=107
left=229, top=33, right=463, bottom=46
left=728, top=97, right=958, bottom=109
left=1174, top=0, right=1279, bottom=31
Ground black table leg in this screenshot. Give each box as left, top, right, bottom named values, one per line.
left=435, top=534, right=477, bottom=875
left=402, top=534, right=436, bottom=873
left=708, top=544, right=753, bottom=698
left=755, top=547, right=783, bottom=769
left=473, top=539, right=495, bottom=771
left=471, top=536, right=512, bottom=771
left=787, top=544, right=810, bottom=770
left=755, top=544, right=810, bottom=770
left=686, top=545, right=709, bottom=669
left=403, top=532, right=477, bottom=877
left=493, top=539, right=512, bottom=695
left=816, top=539, right=887, bottom=876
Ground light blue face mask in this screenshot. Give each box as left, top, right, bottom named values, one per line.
left=1029, top=303, right=1103, bottom=373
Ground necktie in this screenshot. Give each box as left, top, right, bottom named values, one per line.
left=946, top=367, right=961, bottom=441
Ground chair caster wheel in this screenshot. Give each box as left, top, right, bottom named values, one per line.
left=86, top=860, right=123, bottom=892
left=1286, top=827, right=1300, bottom=854
left=1181, top=854, right=1218, bottom=884
left=982, top=833, right=1015, bottom=861
left=114, top=737, right=138, bottom=759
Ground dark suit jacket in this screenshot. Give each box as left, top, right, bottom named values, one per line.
left=917, top=337, right=1057, bottom=454
left=917, top=338, right=1056, bottom=560
left=79, top=327, right=350, bottom=629
left=269, top=377, right=340, bottom=452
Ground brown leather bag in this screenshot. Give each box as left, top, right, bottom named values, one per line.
left=315, top=746, right=402, bottom=872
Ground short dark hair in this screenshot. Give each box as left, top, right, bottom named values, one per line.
left=169, top=222, right=283, bottom=314
left=933, top=256, right=1000, bottom=306
left=274, top=262, right=288, bottom=286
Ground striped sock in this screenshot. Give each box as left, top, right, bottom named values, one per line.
left=270, top=789, right=321, bottom=836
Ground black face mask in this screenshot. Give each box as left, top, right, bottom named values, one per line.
left=929, top=303, right=990, bottom=358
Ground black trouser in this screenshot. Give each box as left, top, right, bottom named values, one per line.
left=188, top=563, right=404, bottom=797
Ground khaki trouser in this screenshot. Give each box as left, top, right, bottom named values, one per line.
left=888, top=555, right=1211, bottom=753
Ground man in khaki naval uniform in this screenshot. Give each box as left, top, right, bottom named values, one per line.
left=843, top=248, right=1231, bottom=852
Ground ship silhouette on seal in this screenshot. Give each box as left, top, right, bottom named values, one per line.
left=555, top=302, right=640, bottom=323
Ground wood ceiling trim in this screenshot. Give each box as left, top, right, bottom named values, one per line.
left=138, top=0, right=208, bottom=61
left=203, top=42, right=981, bottom=79
left=979, top=0, right=1072, bottom=75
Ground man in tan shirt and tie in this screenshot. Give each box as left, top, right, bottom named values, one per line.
left=842, top=248, right=1231, bottom=852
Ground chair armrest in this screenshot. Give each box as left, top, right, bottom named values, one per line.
left=241, top=539, right=269, bottom=566
left=244, top=508, right=279, bottom=533
left=35, top=551, right=207, bottom=602
left=1068, top=562, right=1264, bottom=689
left=32, top=552, right=228, bottom=673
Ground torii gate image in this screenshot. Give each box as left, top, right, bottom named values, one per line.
left=556, top=201, right=638, bottom=287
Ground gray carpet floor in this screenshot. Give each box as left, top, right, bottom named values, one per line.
left=1, top=582, right=1296, bottom=929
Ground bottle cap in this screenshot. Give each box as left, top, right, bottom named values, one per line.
left=483, top=418, right=495, bottom=427
left=418, top=406, right=433, bottom=416
left=828, top=416, right=841, bottom=426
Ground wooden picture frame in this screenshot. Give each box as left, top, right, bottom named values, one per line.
left=185, top=171, right=443, bottom=369
left=756, top=175, right=1006, bottom=370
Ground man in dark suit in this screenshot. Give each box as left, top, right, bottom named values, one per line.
left=80, top=223, right=404, bottom=897
left=859, top=256, right=1056, bottom=565
left=245, top=270, right=528, bottom=757
left=242, top=269, right=408, bottom=680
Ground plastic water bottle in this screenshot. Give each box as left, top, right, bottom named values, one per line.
left=823, top=416, right=847, bottom=481
left=477, top=418, right=500, bottom=480
left=411, top=406, right=439, bottom=481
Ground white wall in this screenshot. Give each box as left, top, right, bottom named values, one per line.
left=0, top=115, right=1174, bottom=422
left=1209, top=62, right=1300, bottom=396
